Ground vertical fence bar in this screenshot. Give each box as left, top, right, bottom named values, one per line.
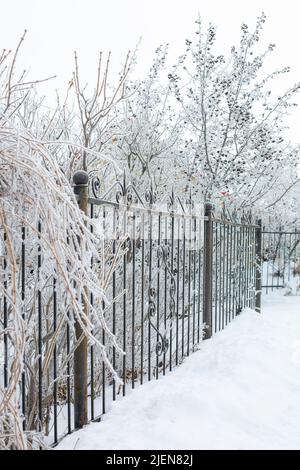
left=277, top=226, right=281, bottom=289
left=283, top=231, right=287, bottom=287
left=156, top=214, right=161, bottom=379
left=73, top=171, right=89, bottom=428
left=225, top=224, right=229, bottom=325
left=66, top=310, right=71, bottom=434
left=53, top=276, right=58, bottom=443
left=157, top=214, right=162, bottom=378
left=266, top=224, right=270, bottom=294
left=288, top=231, right=292, bottom=282
left=3, top=232, right=8, bottom=389
left=181, top=217, right=186, bottom=357
left=218, top=222, right=223, bottom=330
left=21, top=226, right=26, bottom=429
left=192, top=217, right=196, bottom=351
left=241, top=224, right=246, bottom=308
left=203, top=203, right=213, bottom=339
left=131, top=211, right=136, bottom=389
left=123, top=211, right=127, bottom=392
left=214, top=222, right=218, bottom=333
left=237, top=227, right=242, bottom=314
left=197, top=218, right=202, bottom=343
left=148, top=206, right=153, bottom=382
left=272, top=231, right=275, bottom=292
left=228, top=224, right=233, bottom=322
left=187, top=212, right=192, bottom=356
left=176, top=218, right=180, bottom=364
left=102, top=207, right=106, bottom=414
left=245, top=225, right=249, bottom=306
left=89, top=203, right=95, bottom=420
left=251, top=227, right=255, bottom=309
left=170, top=212, right=175, bottom=369
left=255, top=219, right=262, bottom=313
left=262, top=227, right=265, bottom=293
left=163, top=216, right=168, bottom=374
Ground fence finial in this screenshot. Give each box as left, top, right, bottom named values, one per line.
left=73, top=170, right=89, bottom=186
left=205, top=202, right=214, bottom=212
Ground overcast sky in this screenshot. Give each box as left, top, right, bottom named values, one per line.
left=1, top=0, right=300, bottom=139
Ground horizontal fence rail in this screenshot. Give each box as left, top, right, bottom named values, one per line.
left=0, top=170, right=263, bottom=448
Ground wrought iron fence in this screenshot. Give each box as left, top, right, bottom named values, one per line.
left=86, top=173, right=205, bottom=419
left=262, top=227, right=300, bottom=292
left=0, top=171, right=261, bottom=448
left=211, top=211, right=258, bottom=334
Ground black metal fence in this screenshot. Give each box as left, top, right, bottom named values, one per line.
left=262, top=227, right=300, bottom=292
left=0, top=172, right=261, bottom=447
left=85, top=174, right=206, bottom=431
left=211, top=212, right=258, bottom=333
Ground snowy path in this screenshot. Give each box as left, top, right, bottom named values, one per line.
left=57, top=294, right=300, bottom=450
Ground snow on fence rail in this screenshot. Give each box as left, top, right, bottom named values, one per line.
left=0, top=170, right=262, bottom=447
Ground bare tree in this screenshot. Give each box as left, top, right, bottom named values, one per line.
left=72, top=49, right=133, bottom=172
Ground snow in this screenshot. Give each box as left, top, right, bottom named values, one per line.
left=57, top=293, right=300, bottom=450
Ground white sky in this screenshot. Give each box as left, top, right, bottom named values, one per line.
left=1, top=0, right=300, bottom=139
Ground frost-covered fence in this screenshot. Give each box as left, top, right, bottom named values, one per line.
left=87, top=172, right=206, bottom=415
left=0, top=128, right=123, bottom=450
left=201, top=204, right=258, bottom=335
left=262, top=227, right=300, bottom=294
left=210, top=208, right=259, bottom=331
left=82, top=172, right=259, bottom=440
left=0, top=167, right=260, bottom=448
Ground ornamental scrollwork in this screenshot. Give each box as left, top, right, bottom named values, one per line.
left=147, top=244, right=177, bottom=358
left=89, top=170, right=158, bottom=210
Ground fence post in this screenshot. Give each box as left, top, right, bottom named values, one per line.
left=73, top=170, right=89, bottom=428
left=255, top=219, right=262, bottom=313
left=203, top=203, right=214, bottom=339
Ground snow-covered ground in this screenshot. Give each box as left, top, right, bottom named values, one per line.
left=57, top=293, right=300, bottom=450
